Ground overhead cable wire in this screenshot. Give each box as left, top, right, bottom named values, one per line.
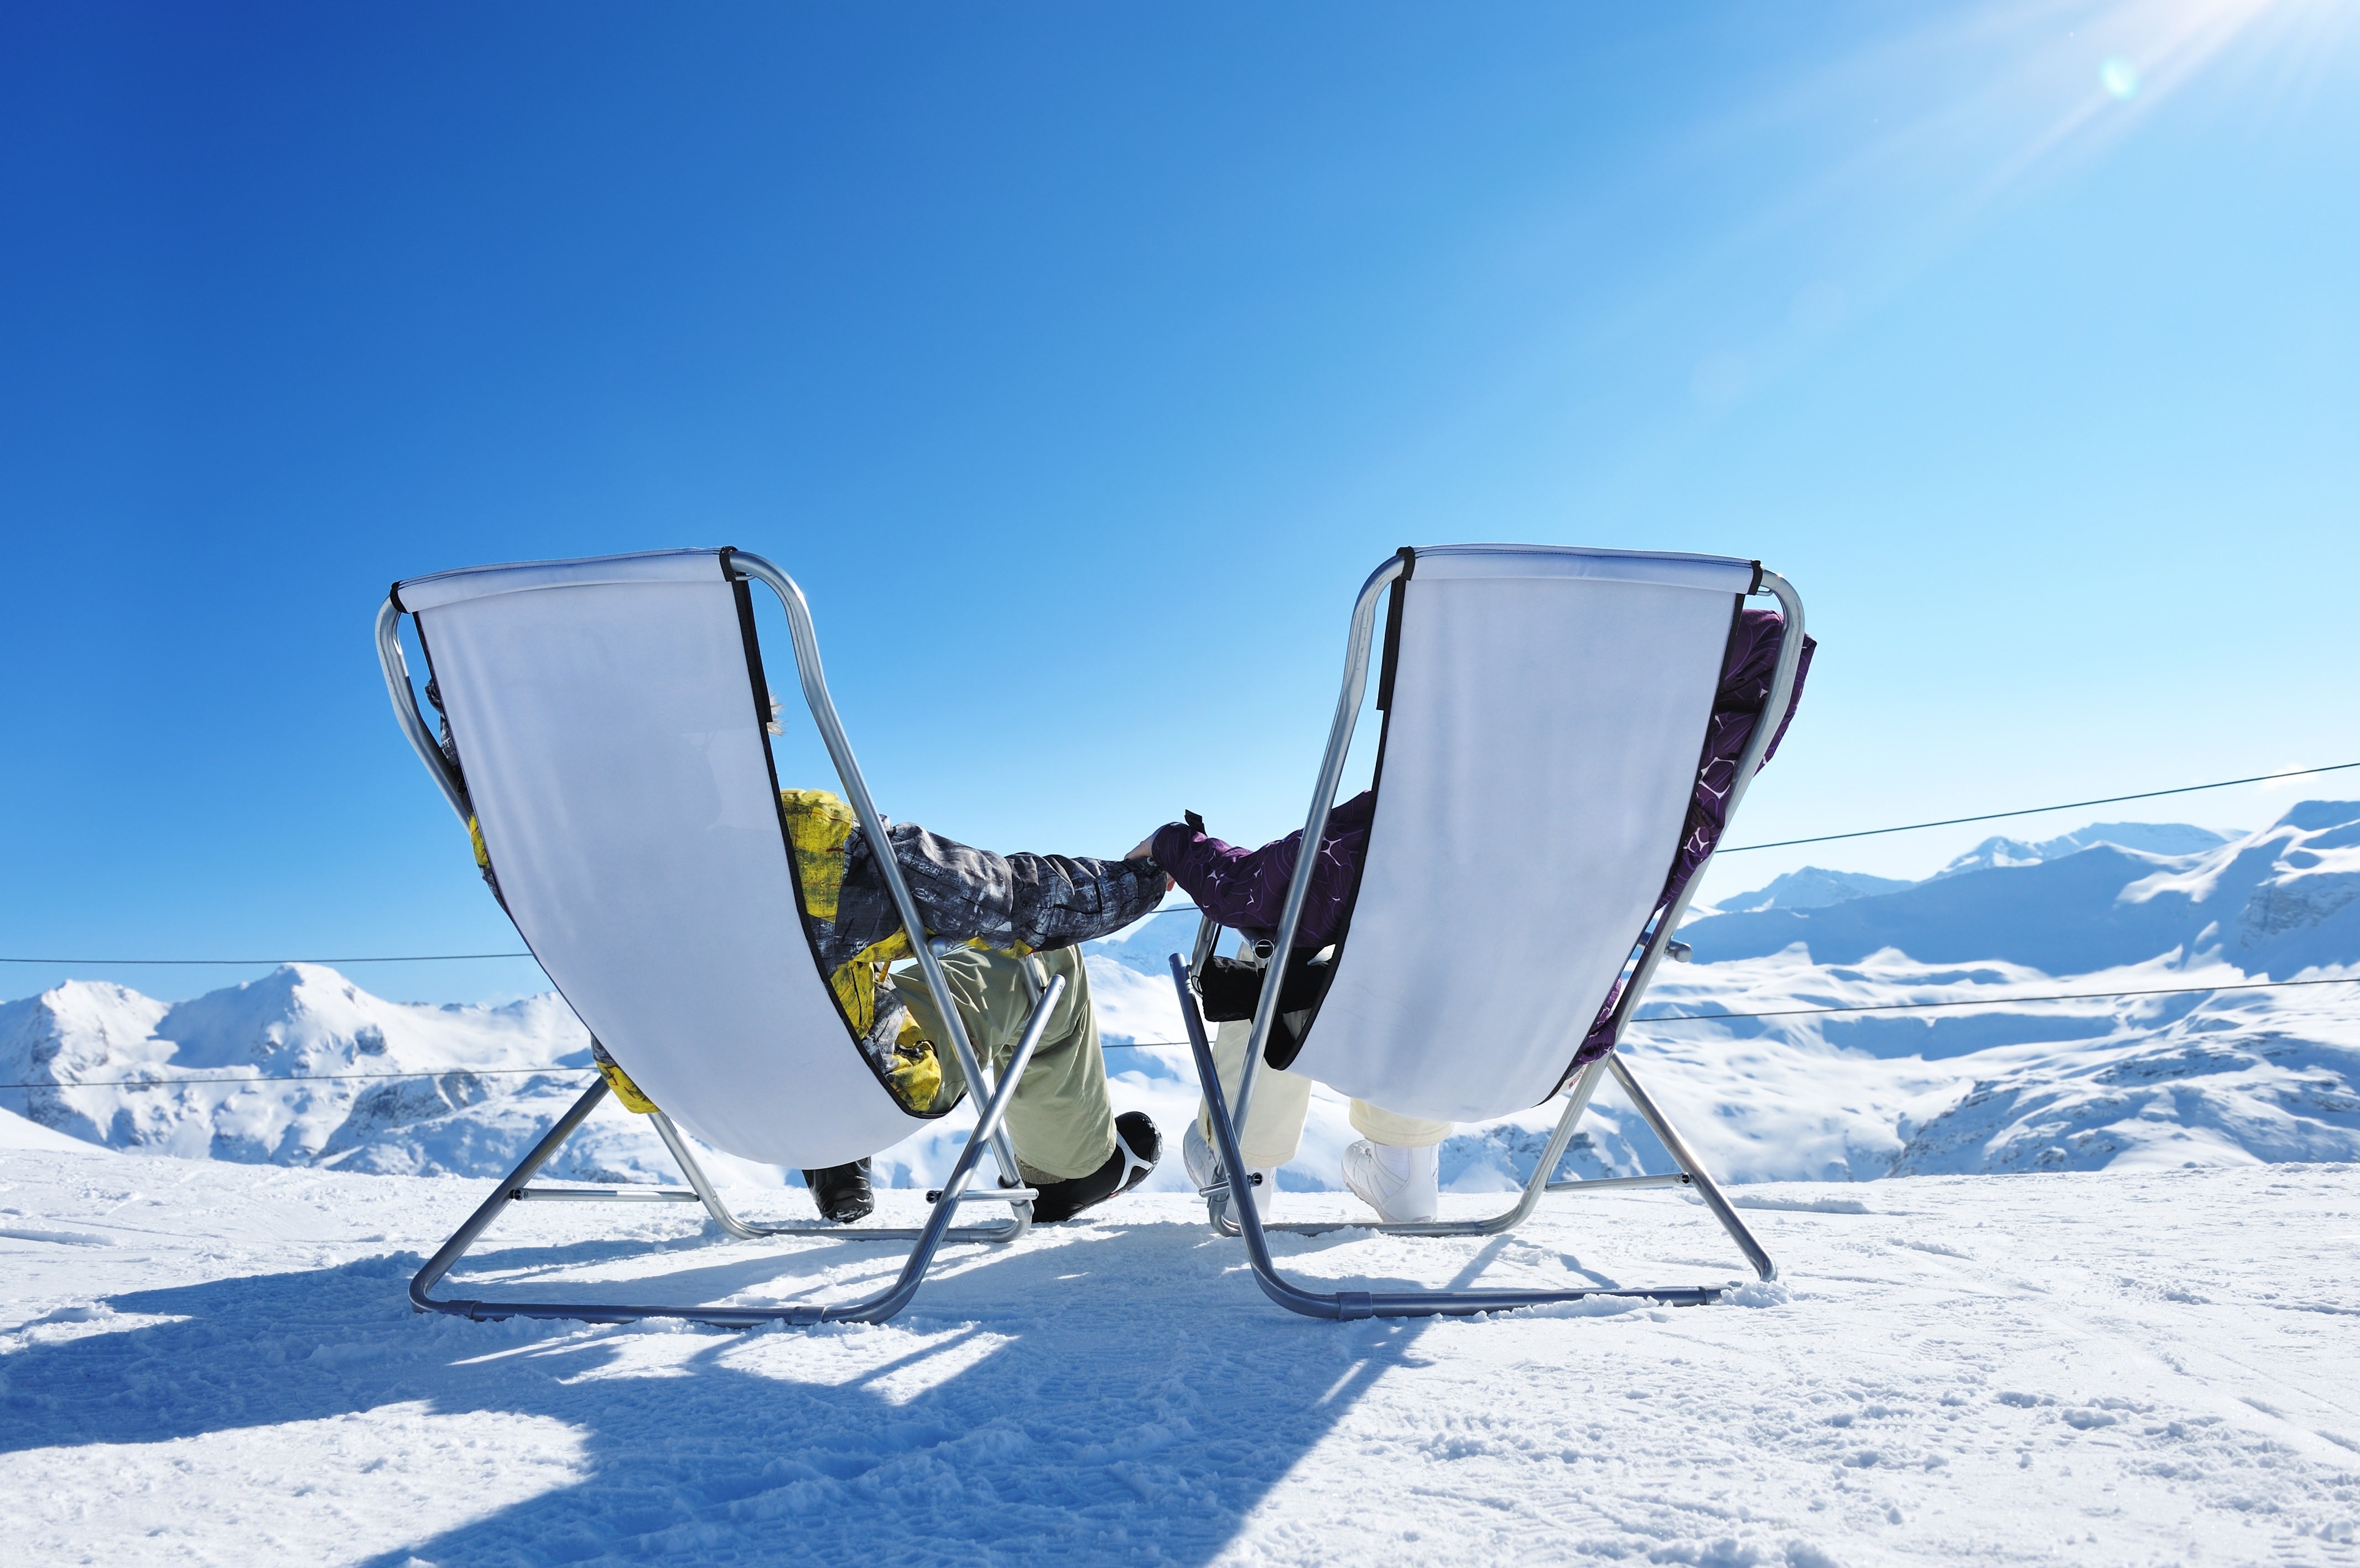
left=6, top=759, right=2356, bottom=967
left=1720, top=760, right=2360, bottom=853
left=0, top=915, right=1207, bottom=967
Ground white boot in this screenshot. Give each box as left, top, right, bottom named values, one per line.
left=1342, top=1139, right=1439, bottom=1223
left=1183, top=1118, right=1275, bottom=1222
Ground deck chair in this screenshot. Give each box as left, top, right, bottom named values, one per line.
left=374, top=548, right=1054, bottom=1327
left=1172, top=543, right=1807, bottom=1320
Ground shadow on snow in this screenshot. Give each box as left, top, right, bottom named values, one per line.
left=3, top=1213, right=1579, bottom=1565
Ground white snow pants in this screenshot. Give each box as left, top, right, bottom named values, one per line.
left=1195, top=1017, right=1451, bottom=1171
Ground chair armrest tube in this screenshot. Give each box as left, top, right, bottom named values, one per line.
left=375, top=596, right=471, bottom=825
left=1174, top=955, right=1363, bottom=1319
left=1234, top=554, right=1407, bottom=1133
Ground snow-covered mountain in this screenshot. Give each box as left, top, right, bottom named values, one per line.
left=7, top=802, right=2357, bottom=1195
left=1711, top=866, right=1915, bottom=912
left=1683, top=801, right=2360, bottom=976
left=1615, top=945, right=2360, bottom=1181
left=1930, top=820, right=2238, bottom=879
left=0, top=967, right=649, bottom=1181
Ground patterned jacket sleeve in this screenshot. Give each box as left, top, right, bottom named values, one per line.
left=1150, top=790, right=1376, bottom=949
left=834, top=822, right=1167, bottom=953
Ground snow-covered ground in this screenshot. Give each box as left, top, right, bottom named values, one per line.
left=5, top=1135, right=2357, bottom=1565
left=8, top=804, right=2360, bottom=1562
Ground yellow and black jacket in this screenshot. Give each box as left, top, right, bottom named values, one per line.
left=778, top=789, right=1165, bottom=1112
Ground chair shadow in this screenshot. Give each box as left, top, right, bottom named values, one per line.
left=6, top=1218, right=1536, bottom=1565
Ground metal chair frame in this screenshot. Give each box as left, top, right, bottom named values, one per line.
left=376, top=549, right=1048, bottom=1326
left=1180, top=549, right=1805, bottom=1319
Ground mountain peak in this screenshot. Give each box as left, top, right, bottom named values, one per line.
left=2, top=964, right=590, bottom=1170
left=2273, top=799, right=2360, bottom=834
left=1935, top=821, right=2236, bottom=881
left=1687, top=801, right=2360, bottom=974
left=1712, top=867, right=1915, bottom=913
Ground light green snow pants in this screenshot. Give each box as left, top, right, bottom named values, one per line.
left=894, top=945, right=1117, bottom=1185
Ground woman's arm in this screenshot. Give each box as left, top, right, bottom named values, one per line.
left=1148, top=791, right=1375, bottom=947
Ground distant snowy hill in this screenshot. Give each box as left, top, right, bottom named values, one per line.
left=6, top=803, right=2356, bottom=1196
left=1621, top=946, right=2360, bottom=1181
left=1712, top=866, right=1915, bottom=912
left=1931, top=819, right=2238, bottom=879
left=1081, top=908, right=1205, bottom=976
left=0, top=956, right=1210, bottom=1199
left=0, top=968, right=639, bottom=1181
left=1696, top=820, right=2243, bottom=919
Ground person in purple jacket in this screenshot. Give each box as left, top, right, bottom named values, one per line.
left=1130, top=798, right=1448, bottom=1221
left=1138, top=606, right=1815, bottom=1223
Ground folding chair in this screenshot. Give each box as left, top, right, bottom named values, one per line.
left=374, top=548, right=1051, bottom=1327
left=1172, top=543, right=1807, bottom=1319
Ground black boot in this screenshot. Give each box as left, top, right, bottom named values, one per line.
left=1031, top=1112, right=1160, bottom=1223
left=803, top=1158, right=874, bottom=1223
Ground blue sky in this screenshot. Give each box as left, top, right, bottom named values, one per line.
left=3, top=1, right=2355, bottom=1004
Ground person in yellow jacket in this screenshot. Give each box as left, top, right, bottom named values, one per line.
left=774, top=789, right=1167, bottom=1224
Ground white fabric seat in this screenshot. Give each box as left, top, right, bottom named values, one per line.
left=378, top=548, right=1051, bottom=1329
left=1287, top=545, right=1753, bottom=1121
left=1179, top=543, right=1806, bottom=1320
left=404, top=549, right=923, bottom=1170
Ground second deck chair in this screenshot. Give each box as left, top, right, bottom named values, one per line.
left=1173, top=543, right=1808, bottom=1319
left=374, top=548, right=1054, bottom=1327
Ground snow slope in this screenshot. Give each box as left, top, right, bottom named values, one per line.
left=4, top=1143, right=2357, bottom=1565
left=0, top=1104, right=97, bottom=1153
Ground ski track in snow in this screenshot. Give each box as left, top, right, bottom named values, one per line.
left=4, top=1143, right=2358, bottom=1566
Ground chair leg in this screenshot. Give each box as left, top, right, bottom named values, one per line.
left=1174, top=955, right=1775, bottom=1283
left=406, top=976, right=1062, bottom=1328
left=1172, top=957, right=1730, bottom=1320
left=409, top=1079, right=622, bottom=1316
left=1606, top=1054, right=1775, bottom=1282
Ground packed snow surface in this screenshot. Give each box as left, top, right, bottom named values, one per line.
left=4, top=1142, right=2357, bottom=1565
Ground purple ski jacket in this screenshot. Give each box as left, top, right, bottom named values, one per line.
left=1150, top=790, right=1377, bottom=951
left=1151, top=607, right=1815, bottom=1066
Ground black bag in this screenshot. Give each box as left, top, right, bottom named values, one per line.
left=1195, top=949, right=1336, bottom=1070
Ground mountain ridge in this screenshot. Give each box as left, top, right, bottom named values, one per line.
left=7, top=803, right=2358, bottom=1190
left=1685, top=801, right=2360, bottom=977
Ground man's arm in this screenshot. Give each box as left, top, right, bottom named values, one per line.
left=835, top=822, right=1168, bottom=953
